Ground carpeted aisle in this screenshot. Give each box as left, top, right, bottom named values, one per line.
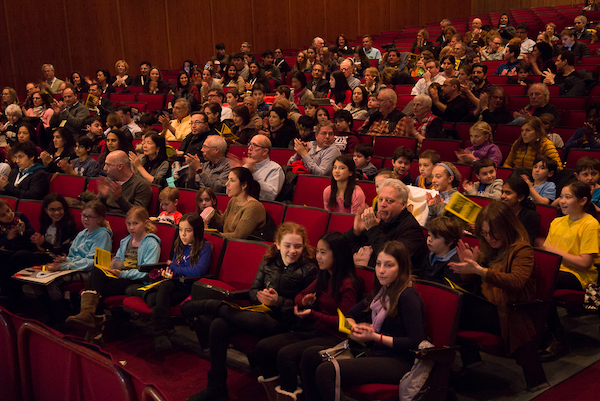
left=101, top=335, right=266, bottom=401
left=534, top=360, right=600, bottom=401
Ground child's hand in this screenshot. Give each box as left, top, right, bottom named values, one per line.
left=31, top=232, right=45, bottom=246
left=520, top=174, right=533, bottom=187
left=462, top=180, right=473, bottom=192
left=161, top=267, right=173, bottom=279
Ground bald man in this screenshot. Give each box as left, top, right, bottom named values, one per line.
left=465, top=18, right=487, bottom=47
left=98, top=150, right=152, bottom=214
left=241, top=134, right=284, bottom=200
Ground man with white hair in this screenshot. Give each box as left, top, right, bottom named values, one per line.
left=41, top=64, right=64, bottom=94
left=436, top=19, right=452, bottom=45
left=345, top=178, right=427, bottom=268
left=511, top=83, right=560, bottom=125
left=186, top=135, right=231, bottom=192
left=464, top=18, right=487, bottom=47
left=340, top=59, right=361, bottom=90
left=160, top=98, right=192, bottom=141
left=573, top=15, right=592, bottom=40
left=312, top=37, right=325, bottom=53
left=98, top=150, right=152, bottom=214
left=359, top=88, right=406, bottom=136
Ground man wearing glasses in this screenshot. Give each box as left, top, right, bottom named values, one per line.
left=186, top=135, right=230, bottom=193
left=481, top=35, right=504, bottom=61
left=307, top=63, right=329, bottom=98
left=231, top=135, right=284, bottom=201
left=161, top=98, right=192, bottom=141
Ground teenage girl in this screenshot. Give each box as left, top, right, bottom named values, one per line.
left=500, top=176, right=541, bottom=245
left=427, top=162, right=461, bottom=220
left=323, top=155, right=366, bottom=214
left=456, top=121, right=502, bottom=167
left=66, top=206, right=160, bottom=341
left=254, top=231, right=363, bottom=400
left=300, top=241, right=426, bottom=401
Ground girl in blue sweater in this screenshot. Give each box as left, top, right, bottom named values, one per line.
left=138, top=213, right=211, bottom=351
left=66, top=206, right=160, bottom=341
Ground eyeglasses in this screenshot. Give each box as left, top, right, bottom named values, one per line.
left=248, top=143, right=266, bottom=149
left=191, top=121, right=206, bottom=125
left=47, top=207, right=64, bottom=213
left=480, top=230, right=495, bottom=239
left=81, top=214, right=98, bottom=220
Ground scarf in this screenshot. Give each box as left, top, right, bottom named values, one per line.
left=32, top=106, right=45, bottom=116
left=413, top=112, right=437, bottom=136
left=370, top=286, right=389, bottom=332
left=293, top=87, right=306, bottom=105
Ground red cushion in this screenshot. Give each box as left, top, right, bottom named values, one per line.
left=457, top=330, right=503, bottom=347
left=553, top=289, right=584, bottom=304
left=122, top=296, right=181, bottom=317
left=104, top=295, right=127, bottom=308
left=349, top=383, right=399, bottom=400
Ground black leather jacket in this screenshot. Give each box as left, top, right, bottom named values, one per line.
left=249, top=254, right=317, bottom=326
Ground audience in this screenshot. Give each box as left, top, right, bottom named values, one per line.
left=288, top=120, right=341, bottom=176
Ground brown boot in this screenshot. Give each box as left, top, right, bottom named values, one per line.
left=258, top=376, right=279, bottom=401
left=66, top=290, right=100, bottom=330
left=275, top=386, right=303, bottom=401
left=84, top=315, right=106, bottom=345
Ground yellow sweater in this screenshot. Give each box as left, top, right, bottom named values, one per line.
left=503, top=137, right=563, bottom=170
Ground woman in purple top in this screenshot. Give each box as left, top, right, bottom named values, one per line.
left=456, top=121, right=503, bottom=167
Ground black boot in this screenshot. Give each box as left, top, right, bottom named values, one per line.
left=153, top=305, right=173, bottom=351
left=187, top=369, right=228, bottom=401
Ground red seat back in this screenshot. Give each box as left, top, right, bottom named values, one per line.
left=0, top=307, right=20, bottom=401
left=357, top=180, right=377, bottom=205
left=283, top=205, right=329, bottom=246
left=292, top=175, right=330, bottom=208
left=373, top=136, right=418, bottom=158
left=16, top=200, right=43, bottom=232
left=420, top=138, right=461, bottom=162
left=105, top=214, right=128, bottom=253
left=177, top=188, right=199, bottom=215
left=136, top=94, right=165, bottom=112
left=0, top=196, right=18, bottom=211
left=154, top=222, right=177, bottom=263
left=535, top=203, right=558, bottom=239
left=356, top=266, right=375, bottom=294
left=327, top=212, right=354, bottom=233
left=205, top=233, right=226, bottom=277
left=49, top=174, right=87, bottom=200
left=413, top=280, right=462, bottom=347
left=534, top=249, right=562, bottom=302
left=566, top=148, right=600, bottom=169
left=269, top=148, right=296, bottom=167
left=262, top=201, right=286, bottom=226
left=216, top=239, right=268, bottom=290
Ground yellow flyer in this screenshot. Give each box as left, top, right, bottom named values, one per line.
left=94, top=248, right=118, bottom=279
left=444, top=192, right=482, bottom=224
left=337, top=309, right=352, bottom=335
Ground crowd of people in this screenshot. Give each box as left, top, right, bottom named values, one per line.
left=1, top=9, right=600, bottom=401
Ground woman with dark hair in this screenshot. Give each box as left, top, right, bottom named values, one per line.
left=40, top=128, right=75, bottom=173
left=25, top=91, right=54, bottom=129
left=353, top=46, right=371, bottom=77
left=497, top=13, right=516, bottom=43
left=274, top=48, right=291, bottom=74
left=182, top=222, right=318, bottom=401
left=97, top=128, right=134, bottom=170
left=289, top=71, right=315, bottom=106
left=326, top=70, right=352, bottom=108
left=448, top=202, right=536, bottom=367
left=503, top=116, right=562, bottom=170
left=231, top=105, right=257, bottom=145
left=528, top=42, right=556, bottom=75
left=205, top=167, right=267, bottom=239
left=500, top=176, right=541, bottom=244
left=323, top=155, right=366, bottom=213
left=344, top=86, right=369, bottom=120
left=255, top=231, right=363, bottom=401
left=473, top=86, right=513, bottom=125
left=70, top=71, right=90, bottom=95
left=143, top=67, right=170, bottom=94
left=337, top=34, right=354, bottom=55
left=220, top=65, right=246, bottom=93
left=182, top=59, right=194, bottom=77
left=128, top=132, right=170, bottom=186
left=440, top=55, right=457, bottom=79
left=96, top=69, right=114, bottom=95
left=172, top=71, right=201, bottom=108
left=245, top=62, right=271, bottom=95
left=268, top=106, right=298, bottom=148
left=301, top=240, right=426, bottom=401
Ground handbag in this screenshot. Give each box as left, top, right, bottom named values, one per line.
left=584, top=283, right=600, bottom=311
left=320, top=339, right=352, bottom=401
